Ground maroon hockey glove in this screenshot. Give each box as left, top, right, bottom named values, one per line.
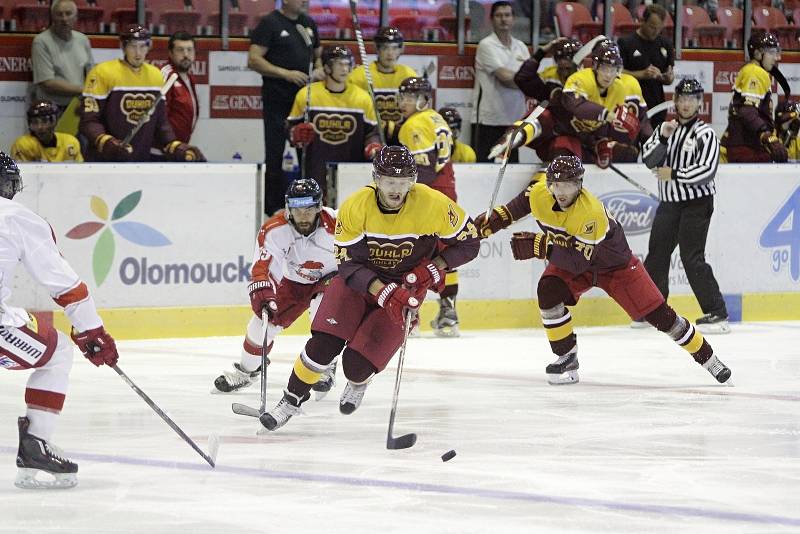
left=611, top=106, right=639, bottom=141
left=71, top=326, right=119, bottom=367
left=474, top=204, right=513, bottom=238
left=760, top=131, right=788, bottom=163
left=376, top=283, right=421, bottom=325
left=96, top=134, right=133, bottom=162
left=364, top=142, right=382, bottom=160
left=510, top=231, right=549, bottom=261
left=290, top=123, right=316, bottom=148
left=248, top=279, right=278, bottom=318
left=594, top=139, right=614, bottom=169
left=404, top=260, right=445, bottom=293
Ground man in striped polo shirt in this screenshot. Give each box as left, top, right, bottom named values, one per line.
left=639, top=77, right=729, bottom=334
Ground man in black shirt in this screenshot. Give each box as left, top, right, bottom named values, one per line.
left=248, top=0, right=321, bottom=215
left=618, top=4, right=675, bottom=130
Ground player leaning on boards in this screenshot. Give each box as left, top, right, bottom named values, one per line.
left=11, top=100, right=83, bottom=163
left=637, top=78, right=729, bottom=334
left=439, top=107, right=477, bottom=164
left=213, top=179, right=338, bottom=397
left=0, top=153, right=120, bottom=489
left=475, top=156, right=732, bottom=386
left=259, top=146, right=481, bottom=431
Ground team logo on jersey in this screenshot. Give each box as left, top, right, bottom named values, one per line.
left=598, top=191, right=657, bottom=236
left=582, top=221, right=596, bottom=235
left=294, top=260, right=325, bottom=282
left=66, top=191, right=171, bottom=285
left=120, top=92, right=157, bottom=125
left=448, top=205, right=458, bottom=227
left=67, top=145, right=77, bottom=157
left=314, top=113, right=357, bottom=145
left=376, top=93, right=401, bottom=122
left=367, top=240, right=414, bottom=269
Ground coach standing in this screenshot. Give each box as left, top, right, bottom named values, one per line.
left=638, top=78, right=729, bottom=335
left=248, top=0, right=320, bottom=215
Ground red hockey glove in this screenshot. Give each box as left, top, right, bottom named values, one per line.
left=474, top=204, right=513, bottom=238
left=248, top=280, right=278, bottom=318
left=290, top=123, right=316, bottom=148
left=71, top=326, right=119, bottom=367
left=610, top=106, right=639, bottom=141
left=760, top=131, right=788, bottom=163
left=510, top=231, right=549, bottom=261
left=594, top=139, right=615, bottom=169
left=364, top=142, right=382, bottom=160
left=376, top=283, right=421, bottom=325
left=96, top=134, right=133, bottom=162
left=163, top=141, right=207, bottom=162
left=404, top=260, right=445, bottom=293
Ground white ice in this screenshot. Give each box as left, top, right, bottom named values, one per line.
left=1, top=323, right=799, bottom=533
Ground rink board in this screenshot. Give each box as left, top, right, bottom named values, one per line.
left=9, top=162, right=800, bottom=339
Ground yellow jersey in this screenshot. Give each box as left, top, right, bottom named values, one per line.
left=11, top=133, right=83, bottom=162
left=348, top=62, right=418, bottom=123
left=451, top=140, right=476, bottom=163
left=562, top=68, right=643, bottom=134
left=397, top=108, right=453, bottom=185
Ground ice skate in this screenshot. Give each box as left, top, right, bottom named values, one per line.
left=702, top=354, right=732, bottom=384
left=259, top=390, right=307, bottom=431
left=15, top=417, right=77, bottom=490
left=312, top=360, right=337, bottom=401
left=430, top=296, right=459, bottom=338
left=546, top=352, right=579, bottom=385
left=695, top=313, right=731, bottom=335
left=339, top=380, right=370, bottom=415
left=211, top=362, right=262, bottom=394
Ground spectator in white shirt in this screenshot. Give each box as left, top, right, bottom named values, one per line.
left=471, top=1, right=530, bottom=162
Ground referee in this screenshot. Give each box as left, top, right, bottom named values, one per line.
left=638, top=78, right=729, bottom=334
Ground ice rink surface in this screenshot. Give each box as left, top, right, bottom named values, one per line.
left=1, top=322, right=799, bottom=533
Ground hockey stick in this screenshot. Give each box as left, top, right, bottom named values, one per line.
left=122, top=72, right=178, bottom=146
left=572, top=34, right=607, bottom=66
left=348, top=0, right=386, bottom=144
left=386, top=309, right=417, bottom=450
left=112, top=364, right=218, bottom=467
left=231, top=310, right=270, bottom=418
left=297, top=23, right=315, bottom=180
left=608, top=163, right=659, bottom=201
left=486, top=101, right=549, bottom=214
left=646, top=100, right=673, bottom=119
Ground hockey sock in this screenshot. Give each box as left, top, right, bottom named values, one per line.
left=341, top=348, right=377, bottom=384
left=287, top=331, right=344, bottom=396
left=540, top=303, right=577, bottom=356
left=646, top=304, right=713, bottom=364
left=440, top=271, right=459, bottom=300
left=240, top=339, right=272, bottom=372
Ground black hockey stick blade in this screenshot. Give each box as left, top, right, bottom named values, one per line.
left=387, top=432, right=417, bottom=450
left=231, top=402, right=260, bottom=418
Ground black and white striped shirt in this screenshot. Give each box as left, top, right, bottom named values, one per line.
left=641, top=117, right=719, bottom=202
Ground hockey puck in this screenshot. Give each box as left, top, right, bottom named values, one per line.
left=441, top=449, right=456, bottom=462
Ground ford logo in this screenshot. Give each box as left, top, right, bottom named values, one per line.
left=598, top=191, right=658, bottom=236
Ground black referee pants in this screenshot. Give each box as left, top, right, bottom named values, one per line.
left=262, top=96, right=294, bottom=216
left=643, top=195, right=727, bottom=316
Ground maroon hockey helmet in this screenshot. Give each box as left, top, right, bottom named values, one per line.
left=438, top=107, right=462, bottom=131
left=321, top=45, right=354, bottom=67
left=553, top=38, right=582, bottom=62
left=374, top=26, right=404, bottom=47
left=373, top=145, right=417, bottom=178
left=592, top=43, right=623, bottom=70
left=0, top=152, right=22, bottom=200
left=546, top=155, right=585, bottom=184
left=747, top=32, right=780, bottom=59
left=120, top=24, right=152, bottom=46
left=27, top=100, right=59, bottom=123
left=398, top=77, right=433, bottom=99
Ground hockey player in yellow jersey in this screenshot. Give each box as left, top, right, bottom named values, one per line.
left=11, top=100, right=82, bottom=163
left=513, top=37, right=582, bottom=102
left=722, top=32, right=787, bottom=163
left=80, top=25, right=204, bottom=162
left=288, top=45, right=381, bottom=195
left=394, top=77, right=462, bottom=336
left=259, top=146, right=480, bottom=431
left=439, top=107, right=477, bottom=163
left=348, top=27, right=417, bottom=125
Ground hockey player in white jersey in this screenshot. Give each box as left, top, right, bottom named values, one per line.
left=0, top=152, right=120, bottom=489
left=213, top=179, right=338, bottom=398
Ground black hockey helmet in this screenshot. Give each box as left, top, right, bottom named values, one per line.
left=546, top=155, right=585, bottom=185
left=285, top=178, right=322, bottom=232
left=374, top=26, right=404, bottom=47
left=674, top=77, right=703, bottom=97
left=373, top=145, right=417, bottom=179
left=27, top=100, right=59, bottom=123
left=120, top=24, right=152, bottom=46
left=438, top=107, right=462, bottom=131
left=0, top=152, right=22, bottom=200
left=553, top=38, right=582, bottom=62
left=748, top=31, right=780, bottom=59
left=398, top=77, right=432, bottom=99
left=321, top=45, right=354, bottom=67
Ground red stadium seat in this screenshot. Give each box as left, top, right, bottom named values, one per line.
left=198, top=0, right=255, bottom=36
left=74, top=0, right=105, bottom=34
left=155, top=0, right=203, bottom=35
left=554, top=1, right=602, bottom=42
left=682, top=5, right=725, bottom=48
left=752, top=6, right=798, bottom=50
left=11, top=3, right=50, bottom=32
left=439, top=16, right=471, bottom=41
left=596, top=3, right=639, bottom=39
left=109, top=7, right=154, bottom=33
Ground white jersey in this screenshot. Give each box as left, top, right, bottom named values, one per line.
left=0, top=197, right=103, bottom=332
left=251, top=207, right=337, bottom=287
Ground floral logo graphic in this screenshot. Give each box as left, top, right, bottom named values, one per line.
left=66, top=191, right=171, bottom=285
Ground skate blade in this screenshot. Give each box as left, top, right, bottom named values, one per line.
left=432, top=325, right=460, bottom=338
left=314, top=389, right=330, bottom=401
left=629, top=321, right=651, bottom=329
left=547, top=370, right=579, bottom=385
left=231, top=403, right=261, bottom=417
left=696, top=323, right=731, bottom=335
left=15, top=469, right=77, bottom=490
